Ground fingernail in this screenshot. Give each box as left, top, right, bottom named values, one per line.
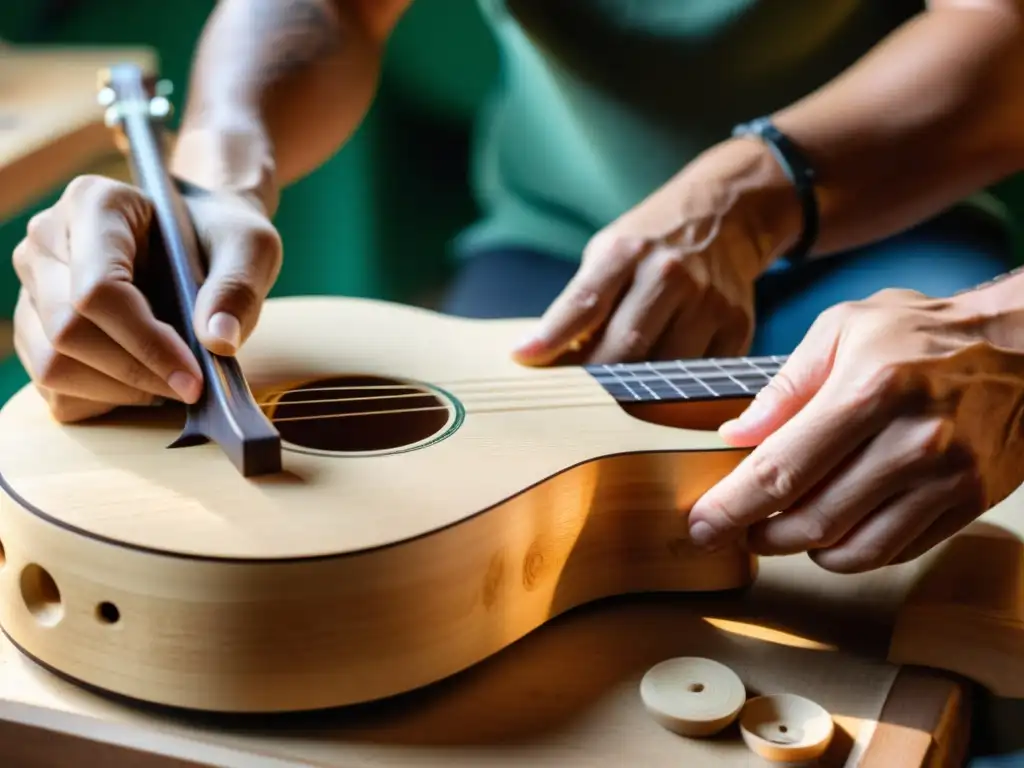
left=208, top=312, right=242, bottom=351
left=733, top=396, right=770, bottom=429
left=168, top=371, right=202, bottom=403
left=718, top=417, right=742, bottom=437
left=689, top=521, right=720, bottom=551
left=513, top=331, right=548, bottom=357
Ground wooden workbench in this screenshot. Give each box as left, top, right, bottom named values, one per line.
left=0, top=577, right=971, bottom=767
left=0, top=45, right=156, bottom=220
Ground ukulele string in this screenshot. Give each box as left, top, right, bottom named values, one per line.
left=255, top=362, right=783, bottom=423
left=266, top=401, right=617, bottom=424
left=254, top=380, right=770, bottom=417
left=254, top=382, right=613, bottom=408
left=254, top=356, right=786, bottom=410
left=253, top=378, right=595, bottom=406
left=260, top=385, right=619, bottom=423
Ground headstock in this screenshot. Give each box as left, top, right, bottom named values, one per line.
left=96, top=65, right=173, bottom=150
left=90, top=62, right=284, bottom=478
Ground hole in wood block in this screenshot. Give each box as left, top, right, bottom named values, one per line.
left=96, top=602, right=120, bottom=625
left=640, top=657, right=746, bottom=737
left=20, top=563, right=63, bottom=626
left=740, top=694, right=833, bottom=761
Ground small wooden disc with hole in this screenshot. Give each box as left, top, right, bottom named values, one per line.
left=639, top=657, right=747, bottom=737
left=739, top=693, right=835, bottom=763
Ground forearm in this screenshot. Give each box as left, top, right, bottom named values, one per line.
left=759, top=1, right=1024, bottom=258
left=169, top=0, right=401, bottom=215
left=953, top=264, right=1024, bottom=351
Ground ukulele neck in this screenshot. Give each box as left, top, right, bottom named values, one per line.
left=584, top=356, right=786, bottom=404
left=100, top=63, right=283, bottom=477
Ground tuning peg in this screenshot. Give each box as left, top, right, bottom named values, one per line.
left=103, top=106, right=122, bottom=129
left=97, top=87, right=116, bottom=107
left=149, top=96, right=173, bottom=120
left=155, top=80, right=174, bottom=98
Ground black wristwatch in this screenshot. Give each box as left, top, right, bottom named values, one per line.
left=731, top=116, right=819, bottom=265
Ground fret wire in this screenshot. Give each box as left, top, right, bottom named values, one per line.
left=644, top=361, right=689, bottom=400
left=617, top=364, right=661, bottom=400
left=586, top=359, right=784, bottom=382
left=664, top=355, right=780, bottom=373
left=590, top=371, right=778, bottom=383
left=586, top=354, right=788, bottom=403
left=675, top=360, right=718, bottom=398
left=592, top=370, right=781, bottom=386
left=711, top=359, right=753, bottom=396
left=604, top=365, right=643, bottom=401
left=749, top=358, right=778, bottom=381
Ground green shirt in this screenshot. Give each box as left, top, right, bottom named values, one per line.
left=456, top=0, right=999, bottom=262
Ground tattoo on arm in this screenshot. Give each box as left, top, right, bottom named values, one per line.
left=250, top=0, right=343, bottom=84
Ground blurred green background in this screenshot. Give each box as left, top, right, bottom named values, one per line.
left=0, top=0, right=503, bottom=315
left=1, top=0, right=1023, bottom=393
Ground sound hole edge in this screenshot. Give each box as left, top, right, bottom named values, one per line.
left=259, top=374, right=464, bottom=458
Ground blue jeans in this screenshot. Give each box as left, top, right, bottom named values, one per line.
left=441, top=206, right=1015, bottom=355
left=972, top=757, right=1024, bottom=768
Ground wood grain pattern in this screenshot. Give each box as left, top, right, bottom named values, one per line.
left=861, top=670, right=971, bottom=768
left=890, top=521, right=1024, bottom=698
left=0, top=296, right=1018, bottom=719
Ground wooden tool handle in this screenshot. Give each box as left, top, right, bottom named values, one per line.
left=98, top=63, right=282, bottom=477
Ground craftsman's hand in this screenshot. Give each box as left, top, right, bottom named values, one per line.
left=11, top=174, right=282, bottom=423
left=512, top=138, right=799, bottom=365
left=688, top=287, right=1024, bottom=574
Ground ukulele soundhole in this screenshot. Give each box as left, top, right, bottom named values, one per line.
left=258, top=374, right=462, bottom=457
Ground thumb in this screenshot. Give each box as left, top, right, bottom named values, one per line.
left=719, top=311, right=843, bottom=446
left=192, top=217, right=283, bottom=356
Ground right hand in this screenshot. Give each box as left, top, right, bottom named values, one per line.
left=688, top=287, right=1024, bottom=574
left=12, top=174, right=283, bottom=423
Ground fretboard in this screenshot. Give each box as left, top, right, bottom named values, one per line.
left=585, top=356, right=787, bottom=403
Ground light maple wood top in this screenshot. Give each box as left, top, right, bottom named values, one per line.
left=0, top=296, right=739, bottom=559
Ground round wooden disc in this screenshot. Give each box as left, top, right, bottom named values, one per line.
left=739, top=693, right=835, bottom=763
left=639, top=657, right=747, bottom=737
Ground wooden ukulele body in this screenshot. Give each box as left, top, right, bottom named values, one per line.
left=0, top=296, right=757, bottom=713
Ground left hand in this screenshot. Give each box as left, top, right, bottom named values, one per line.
left=687, top=287, right=1024, bottom=574
left=512, top=139, right=798, bottom=365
